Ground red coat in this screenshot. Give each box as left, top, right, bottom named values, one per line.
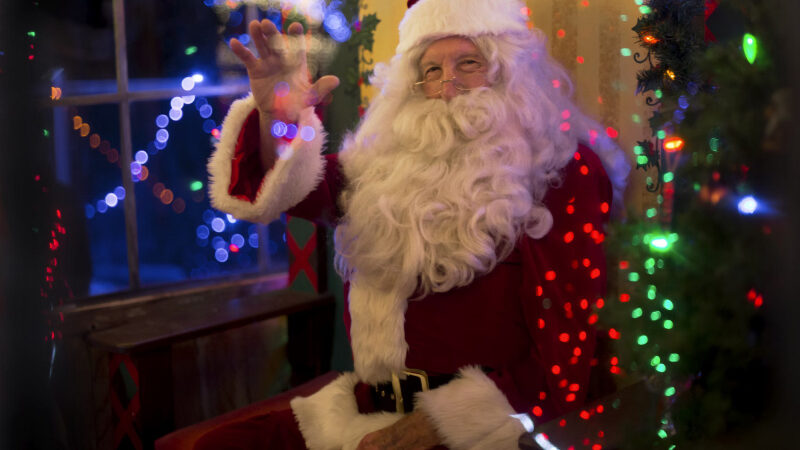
left=228, top=108, right=613, bottom=424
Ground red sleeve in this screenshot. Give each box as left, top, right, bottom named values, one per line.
left=227, top=109, right=345, bottom=226
left=488, top=144, right=613, bottom=421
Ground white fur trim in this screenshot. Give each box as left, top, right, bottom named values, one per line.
left=397, top=0, right=530, bottom=54
left=415, top=366, right=527, bottom=450
left=348, top=281, right=409, bottom=384
left=290, top=372, right=403, bottom=450
left=207, top=93, right=327, bottom=223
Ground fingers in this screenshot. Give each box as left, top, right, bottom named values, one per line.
left=229, top=38, right=257, bottom=68
left=250, top=19, right=277, bottom=59
left=286, top=21, right=304, bottom=36
left=307, top=75, right=340, bottom=106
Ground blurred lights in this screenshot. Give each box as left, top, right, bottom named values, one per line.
left=738, top=196, right=758, bottom=215
left=743, top=33, right=758, bottom=64
left=211, top=217, right=226, bottom=233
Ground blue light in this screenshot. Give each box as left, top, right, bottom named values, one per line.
left=154, top=139, right=167, bottom=150
left=231, top=233, right=245, bottom=248
left=271, top=120, right=288, bottom=138
left=130, top=162, right=142, bottom=175
left=156, top=114, right=169, bottom=128
left=275, top=81, right=290, bottom=97
left=226, top=214, right=237, bottom=224
left=170, top=96, right=184, bottom=110
left=202, top=119, right=216, bottom=133
left=238, top=33, right=251, bottom=45
left=215, top=248, right=229, bottom=263
left=738, top=196, right=758, bottom=215
left=211, top=217, right=226, bottom=232
left=85, top=204, right=96, bottom=219
left=114, top=186, right=126, bottom=200
left=324, top=11, right=351, bottom=43
left=105, top=193, right=119, bottom=208
left=196, top=225, right=210, bottom=239
left=285, top=124, right=298, bottom=140
left=195, top=97, right=208, bottom=108
left=199, top=104, right=213, bottom=119
left=212, top=236, right=227, bottom=249
left=202, top=209, right=216, bottom=224
left=192, top=74, right=204, bottom=83
left=249, top=233, right=259, bottom=248
left=169, top=108, right=183, bottom=121
left=181, top=95, right=195, bottom=104
left=673, top=109, right=685, bottom=123
left=229, top=10, right=243, bottom=27
left=678, top=95, right=689, bottom=109
left=97, top=200, right=108, bottom=214
left=203, top=0, right=214, bottom=6
left=181, top=76, right=196, bottom=91
left=156, top=129, right=170, bottom=143
left=300, top=126, right=316, bottom=141
left=135, top=150, right=148, bottom=164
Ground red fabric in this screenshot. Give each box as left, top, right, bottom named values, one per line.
left=227, top=113, right=612, bottom=427
left=193, top=409, right=306, bottom=450
left=229, top=109, right=267, bottom=202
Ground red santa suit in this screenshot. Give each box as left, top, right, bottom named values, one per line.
left=203, top=91, right=615, bottom=449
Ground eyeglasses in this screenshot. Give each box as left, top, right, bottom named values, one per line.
left=413, top=60, right=488, bottom=97
left=414, top=77, right=475, bottom=97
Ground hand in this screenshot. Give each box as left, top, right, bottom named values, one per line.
left=229, top=20, right=340, bottom=122
left=356, top=411, right=441, bottom=450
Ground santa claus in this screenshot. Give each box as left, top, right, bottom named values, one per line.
left=203, top=0, right=630, bottom=448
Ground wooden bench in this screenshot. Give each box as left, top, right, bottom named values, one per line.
left=87, top=288, right=335, bottom=449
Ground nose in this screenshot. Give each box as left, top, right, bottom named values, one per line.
left=439, top=66, right=460, bottom=101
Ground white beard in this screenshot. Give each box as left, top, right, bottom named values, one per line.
left=335, top=87, right=554, bottom=301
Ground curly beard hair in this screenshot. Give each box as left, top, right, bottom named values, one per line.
left=334, top=86, right=553, bottom=299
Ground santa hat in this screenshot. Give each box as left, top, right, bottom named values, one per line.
left=397, top=0, right=530, bottom=55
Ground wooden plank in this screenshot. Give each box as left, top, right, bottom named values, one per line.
left=88, top=289, right=333, bottom=353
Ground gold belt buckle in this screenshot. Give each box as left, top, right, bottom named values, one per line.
left=390, top=368, right=430, bottom=414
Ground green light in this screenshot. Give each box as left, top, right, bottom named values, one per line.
left=650, top=356, right=661, bottom=366
left=631, top=113, right=640, bottom=123
left=637, top=335, right=649, bottom=345
left=694, top=182, right=701, bottom=192
left=668, top=233, right=679, bottom=244
left=657, top=259, right=665, bottom=269
left=634, top=0, right=643, bottom=5
left=640, top=5, right=652, bottom=14
left=27, top=31, right=36, bottom=37
left=620, top=14, right=629, bottom=22
left=647, top=285, right=657, bottom=300
left=637, top=155, right=649, bottom=165
left=657, top=130, right=666, bottom=140
left=621, top=48, right=632, bottom=57
left=664, top=386, right=676, bottom=396
left=646, top=208, right=658, bottom=218
left=669, top=446, right=676, bottom=450
left=663, top=172, right=674, bottom=183
left=707, top=153, right=715, bottom=163
left=656, top=363, right=666, bottom=372
left=632, top=308, right=643, bottom=318
left=646, top=176, right=654, bottom=186
left=190, top=180, right=204, bottom=191
left=655, top=89, right=663, bottom=99
left=629, top=272, right=640, bottom=282
left=651, top=311, right=662, bottom=321
left=743, top=33, right=758, bottom=64
left=185, top=46, right=198, bottom=55
left=663, top=320, right=674, bottom=329
left=663, top=299, right=674, bottom=310
left=669, top=353, right=680, bottom=362
left=709, top=137, right=720, bottom=152
left=43, top=129, right=50, bottom=137
left=645, top=258, right=655, bottom=269
left=633, top=145, right=643, bottom=154
left=657, top=194, right=664, bottom=205
left=658, top=429, right=668, bottom=439
left=650, top=237, right=671, bottom=252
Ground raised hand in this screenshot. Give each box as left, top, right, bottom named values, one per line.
left=229, top=19, right=339, bottom=123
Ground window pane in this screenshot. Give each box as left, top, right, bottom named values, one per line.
left=52, top=104, right=130, bottom=296
left=130, top=96, right=288, bottom=287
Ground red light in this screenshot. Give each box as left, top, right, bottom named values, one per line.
left=606, top=127, right=619, bottom=139
left=557, top=29, right=566, bottom=38
left=564, top=232, right=575, bottom=243
left=532, top=406, right=543, bottom=417
left=566, top=393, right=576, bottom=402
left=536, top=285, right=543, bottom=296
left=600, top=202, right=609, bottom=213
left=559, top=379, right=568, bottom=388
left=582, top=258, right=591, bottom=267
left=643, top=34, right=660, bottom=44
left=590, top=268, right=601, bottom=279
left=539, top=391, right=547, bottom=400
left=619, top=260, right=629, bottom=269
left=664, top=137, right=685, bottom=152
left=569, top=383, right=580, bottom=392
left=580, top=299, right=589, bottom=309
left=56, top=209, right=62, bottom=219
left=559, top=333, right=570, bottom=343
left=580, top=165, right=589, bottom=175
left=608, top=328, right=620, bottom=339
left=576, top=56, right=585, bottom=64
left=566, top=204, right=575, bottom=215
left=588, top=313, right=598, bottom=324
left=521, top=6, right=532, bottom=16
left=610, top=366, right=622, bottom=374
left=596, top=405, right=604, bottom=414
left=583, top=223, right=593, bottom=233
left=595, top=298, right=605, bottom=308
left=592, top=444, right=602, bottom=450
left=229, top=244, right=240, bottom=252
left=574, top=152, right=582, bottom=160
left=551, top=365, right=561, bottom=375
left=619, top=293, right=630, bottom=302
left=211, top=128, right=220, bottom=138
left=610, top=356, right=618, bottom=365
left=559, top=419, right=567, bottom=427
left=545, top=270, right=556, bottom=281
left=579, top=331, right=587, bottom=341
left=580, top=410, right=590, bottom=420
left=755, top=296, right=764, bottom=308
left=538, top=318, right=545, bottom=329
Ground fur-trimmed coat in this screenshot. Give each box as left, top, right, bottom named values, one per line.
left=208, top=97, right=613, bottom=450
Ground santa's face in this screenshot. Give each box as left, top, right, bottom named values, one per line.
left=417, top=37, right=490, bottom=101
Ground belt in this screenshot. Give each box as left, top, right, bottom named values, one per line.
left=370, top=367, right=492, bottom=414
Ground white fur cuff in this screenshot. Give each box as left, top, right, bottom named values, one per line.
left=207, top=93, right=327, bottom=224
left=415, top=366, right=526, bottom=450
left=290, top=372, right=403, bottom=450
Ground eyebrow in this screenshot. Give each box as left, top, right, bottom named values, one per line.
left=419, top=52, right=485, bottom=70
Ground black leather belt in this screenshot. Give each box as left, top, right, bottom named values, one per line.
left=370, top=367, right=492, bottom=413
